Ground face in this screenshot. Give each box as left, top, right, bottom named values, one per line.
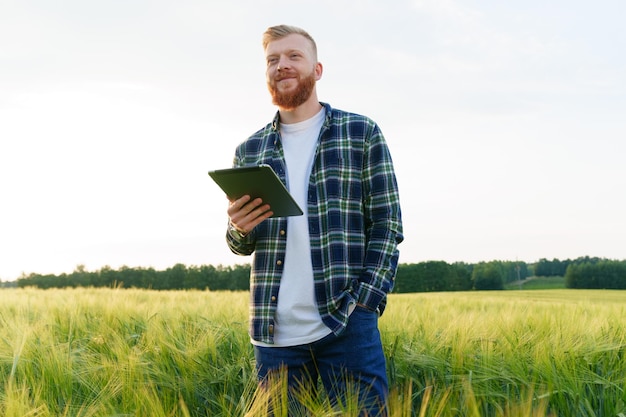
left=265, top=34, right=322, bottom=110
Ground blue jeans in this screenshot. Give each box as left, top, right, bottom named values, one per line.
left=254, top=306, right=388, bottom=416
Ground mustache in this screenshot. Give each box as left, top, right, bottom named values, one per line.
left=274, top=71, right=298, bottom=81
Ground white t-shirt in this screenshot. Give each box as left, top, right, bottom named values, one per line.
left=255, top=107, right=330, bottom=347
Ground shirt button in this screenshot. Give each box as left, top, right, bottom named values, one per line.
left=268, top=324, right=274, bottom=335
left=271, top=295, right=277, bottom=302
left=280, top=229, right=286, bottom=236
left=276, top=260, right=282, bottom=266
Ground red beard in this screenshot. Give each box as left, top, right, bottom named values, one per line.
left=267, top=70, right=316, bottom=110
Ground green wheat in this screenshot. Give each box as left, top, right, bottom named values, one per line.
left=1, top=288, right=625, bottom=416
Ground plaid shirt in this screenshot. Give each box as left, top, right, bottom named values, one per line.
left=227, top=102, right=403, bottom=344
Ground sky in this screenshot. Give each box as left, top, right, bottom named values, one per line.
left=1, top=0, right=625, bottom=281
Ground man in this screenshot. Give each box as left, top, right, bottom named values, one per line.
left=225, top=25, right=403, bottom=416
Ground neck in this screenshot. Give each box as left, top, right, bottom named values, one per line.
left=278, top=94, right=322, bottom=124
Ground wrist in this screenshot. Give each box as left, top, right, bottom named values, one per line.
left=356, top=302, right=380, bottom=316
left=228, top=223, right=249, bottom=239
left=356, top=302, right=374, bottom=311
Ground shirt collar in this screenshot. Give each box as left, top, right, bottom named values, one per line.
left=271, top=102, right=332, bottom=131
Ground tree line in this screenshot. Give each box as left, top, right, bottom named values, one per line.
left=533, top=256, right=607, bottom=277
left=565, top=260, right=626, bottom=289
left=394, top=260, right=531, bottom=292
left=11, top=257, right=626, bottom=292
left=15, top=264, right=251, bottom=291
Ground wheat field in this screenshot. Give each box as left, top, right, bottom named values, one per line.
left=1, top=287, right=625, bottom=416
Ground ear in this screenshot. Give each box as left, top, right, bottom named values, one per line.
left=314, top=62, right=323, bottom=81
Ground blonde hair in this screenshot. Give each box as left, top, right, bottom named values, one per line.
left=262, top=25, right=318, bottom=59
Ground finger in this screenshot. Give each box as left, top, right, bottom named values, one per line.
left=229, top=195, right=251, bottom=209
left=233, top=198, right=265, bottom=218
left=227, top=195, right=252, bottom=217
left=245, top=208, right=274, bottom=231
left=236, top=202, right=273, bottom=231
left=239, top=202, right=271, bottom=224
left=250, top=205, right=272, bottom=221
left=229, top=198, right=270, bottom=227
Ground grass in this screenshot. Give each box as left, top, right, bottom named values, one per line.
left=383, top=290, right=626, bottom=416
left=0, top=288, right=253, bottom=416
left=1, top=287, right=625, bottom=416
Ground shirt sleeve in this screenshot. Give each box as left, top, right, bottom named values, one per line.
left=355, top=124, right=404, bottom=314
left=226, top=226, right=256, bottom=256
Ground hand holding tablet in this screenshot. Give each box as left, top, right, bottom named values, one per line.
left=208, top=164, right=303, bottom=218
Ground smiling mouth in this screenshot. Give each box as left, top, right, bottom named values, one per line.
left=275, top=71, right=298, bottom=82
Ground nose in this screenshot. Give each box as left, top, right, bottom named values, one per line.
left=276, top=55, right=289, bottom=71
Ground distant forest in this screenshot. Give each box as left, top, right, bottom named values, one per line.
left=7, top=256, right=626, bottom=291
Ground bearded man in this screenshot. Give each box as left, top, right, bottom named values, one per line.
left=223, top=24, right=403, bottom=417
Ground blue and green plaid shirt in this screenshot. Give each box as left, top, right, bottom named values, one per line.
left=227, top=102, right=403, bottom=344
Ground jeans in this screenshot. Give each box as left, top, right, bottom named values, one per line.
left=254, top=306, right=388, bottom=416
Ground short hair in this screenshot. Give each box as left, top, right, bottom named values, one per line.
left=262, top=25, right=318, bottom=60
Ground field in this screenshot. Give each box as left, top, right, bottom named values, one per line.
left=1, top=288, right=625, bottom=416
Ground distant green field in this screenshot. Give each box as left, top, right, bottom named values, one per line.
left=1, top=288, right=625, bottom=416
left=505, top=276, right=566, bottom=290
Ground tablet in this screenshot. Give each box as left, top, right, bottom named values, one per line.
left=208, top=164, right=303, bottom=217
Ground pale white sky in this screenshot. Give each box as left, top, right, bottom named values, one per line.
left=1, top=0, right=625, bottom=281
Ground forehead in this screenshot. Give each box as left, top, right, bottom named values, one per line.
left=264, top=33, right=314, bottom=57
